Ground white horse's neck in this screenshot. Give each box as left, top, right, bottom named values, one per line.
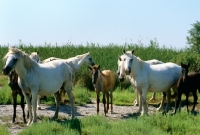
left=66, top=54, right=88, bottom=72
left=15, top=61, right=28, bottom=80
left=130, top=57, right=144, bottom=78
left=15, top=56, right=37, bottom=80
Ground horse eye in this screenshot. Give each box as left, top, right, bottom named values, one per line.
left=14, top=58, right=18, bottom=61
left=130, top=59, right=133, bottom=62
left=124, top=58, right=126, bottom=61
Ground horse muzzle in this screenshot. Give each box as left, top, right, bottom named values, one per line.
left=125, top=69, right=131, bottom=75
left=2, top=66, right=12, bottom=76
left=119, top=77, right=124, bottom=82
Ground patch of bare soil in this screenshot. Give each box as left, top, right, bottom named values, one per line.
left=0, top=100, right=199, bottom=135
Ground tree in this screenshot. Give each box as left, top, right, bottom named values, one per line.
left=186, top=21, right=200, bottom=53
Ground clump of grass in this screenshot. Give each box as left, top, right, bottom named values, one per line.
left=0, top=124, right=9, bottom=135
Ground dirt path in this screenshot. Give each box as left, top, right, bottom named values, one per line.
left=0, top=100, right=160, bottom=135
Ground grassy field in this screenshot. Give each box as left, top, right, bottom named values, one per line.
left=1, top=42, right=200, bottom=135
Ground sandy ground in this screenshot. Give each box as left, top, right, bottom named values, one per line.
left=0, top=100, right=161, bottom=135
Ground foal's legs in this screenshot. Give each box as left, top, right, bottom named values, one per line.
left=19, top=92, right=26, bottom=123
left=157, top=92, right=166, bottom=111
left=164, top=89, right=171, bottom=113
left=96, top=91, right=100, bottom=114
left=102, top=92, right=107, bottom=116
left=191, top=91, right=198, bottom=112
left=185, top=93, right=189, bottom=112
left=110, top=90, right=113, bottom=113
left=106, top=91, right=109, bottom=113
left=149, top=93, right=156, bottom=101
left=172, top=92, right=182, bottom=114
left=12, top=91, right=17, bottom=123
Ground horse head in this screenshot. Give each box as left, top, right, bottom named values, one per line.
left=2, top=47, right=35, bottom=76
left=85, top=52, right=95, bottom=66
left=88, top=64, right=100, bottom=84
left=2, top=47, right=22, bottom=75
left=123, top=49, right=134, bottom=75
left=181, top=62, right=190, bottom=82
left=117, top=55, right=126, bottom=82
left=29, top=51, right=41, bottom=63
left=8, top=70, right=18, bottom=87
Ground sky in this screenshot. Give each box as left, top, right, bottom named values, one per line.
left=0, top=1, right=199, bottom=49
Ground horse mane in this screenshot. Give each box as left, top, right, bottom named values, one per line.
left=76, top=52, right=89, bottom=59
left=4, top=47, right=37, bottom=72
left=134, top=56, right=144, bottom=69
left=92, top=64, right=103, bottom=75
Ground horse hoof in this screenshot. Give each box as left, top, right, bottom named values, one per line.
left=37, top=107, right=41, bottom=110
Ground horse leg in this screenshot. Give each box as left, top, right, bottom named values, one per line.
left=134, top=86, right=139, bottom=106
left=31, top=91, right=38, bottom=125
left=20, top=93, right=26, bottom=123
left=65, top=86, right=75, bottom=118
left=171, top=92, right=182, bottom=114
left=157, top=92, right=166, bottom=111
left=164, top=89, right=171, bottom=113
left=37, top=95, right=41, bottom=110
left=22, top=92, right=32, bottom=126
left=149, top=93, right=156, bottom=101
left=106, top=91, right=109, bottom=113
left=51, top=91, right=60, bottom=120
left=191, top=91, right=198, bottom=112
left=141, top=89, right=148, bottom=116
left=110, top=90, right=113, bottom=113
left=102, top=92, right=107, bottom=116
left=185, top=93, right=189, bottom=112
left=96, top=91, right=100, bottom=115
left=12, top=91, right=17, bottom=123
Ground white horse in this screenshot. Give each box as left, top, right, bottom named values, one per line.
left=29, top=51, right=44, bottom=110
left=117, top=56, right=163, bottom=106
left=43, top=52, right=95, bottom=82
left=2, top=47, right=75, bottom=126
left=119, top=49, right=181, bottom=115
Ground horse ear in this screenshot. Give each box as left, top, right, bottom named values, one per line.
left=97, top=65, right=100, bottom=69
left=131, top=50, right=134, bottom=54
left=187, top=63, right=190, bottom=67
left=122, top=49, right=126, bottom=54
left=118, top=56, right=122, bottom=61
left=180, top=62, right=183, bottom=67
left=88, top=66, right=92, bottom=71
left=36, top=51, right=39, bottom=55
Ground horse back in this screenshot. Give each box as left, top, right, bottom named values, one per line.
left=102, top=70, right=115, bottom=91
left=177, top=72, right=200, bottom=93
left=187, top=73, right=200, bottom=88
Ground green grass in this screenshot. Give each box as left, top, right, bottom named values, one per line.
left=0, top=124, right=9, bottom=135
left=17, top=113, right=200, bottom=135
